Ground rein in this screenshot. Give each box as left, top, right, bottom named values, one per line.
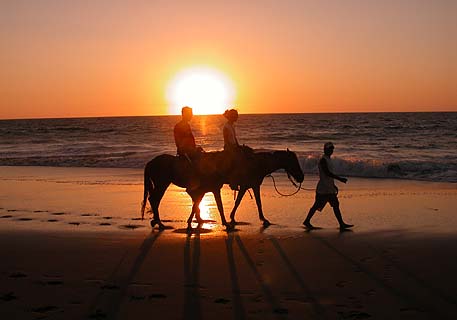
left=267, top=173, right=302, bottom=196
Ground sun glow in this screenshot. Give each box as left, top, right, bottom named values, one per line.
left=166, top=67, right=235, bottom=115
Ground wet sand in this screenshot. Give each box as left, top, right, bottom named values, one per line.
left=1, top=166, right=457, bottom=319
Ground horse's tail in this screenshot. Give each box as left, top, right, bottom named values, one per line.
left=141, top=161, right=154, bottom=220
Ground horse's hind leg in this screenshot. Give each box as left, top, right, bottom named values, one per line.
left=187, top=193, right=204, bottom=231
left=149, top=184, right=169, bottom=229
left=229, top=188, right=247, bottom=224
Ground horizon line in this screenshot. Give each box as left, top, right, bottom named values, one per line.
left=1, top=110, right=456, bottom=121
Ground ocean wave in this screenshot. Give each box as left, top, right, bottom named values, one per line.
left=299, top=155, right=457, bottom=183
left=1, top=152, right=455, bottom=183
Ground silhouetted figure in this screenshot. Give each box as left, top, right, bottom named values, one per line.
left=223, top=109, right=240, bottom=150
left=223, top=109, right=243, bottom=190
left=303, top=142, right=353, bottom=230
left=174, top=106, right=201, bottom=160
left=174, top=106, right=202, bottom=190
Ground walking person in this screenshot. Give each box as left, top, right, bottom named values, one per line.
left=303, top=142, right=353, bottom=230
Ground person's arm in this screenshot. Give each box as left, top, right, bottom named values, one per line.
left=320, top=158, right=347, bottom=183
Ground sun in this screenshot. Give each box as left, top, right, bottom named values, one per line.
left=166, top=66, right=235, bottom=115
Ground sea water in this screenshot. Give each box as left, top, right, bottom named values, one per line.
left=1, top=112, right=456, bottom=182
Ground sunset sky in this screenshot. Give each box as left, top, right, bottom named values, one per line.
left=1, top=0, right=456, bottom=119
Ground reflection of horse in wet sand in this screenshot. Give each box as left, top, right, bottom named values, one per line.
left=141, top=149, right=304, bottom=230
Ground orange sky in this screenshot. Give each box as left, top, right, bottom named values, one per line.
left=1, top=0, right=456, bottom=119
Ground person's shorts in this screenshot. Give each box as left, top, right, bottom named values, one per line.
left=313, top=193, right=339, bottom=211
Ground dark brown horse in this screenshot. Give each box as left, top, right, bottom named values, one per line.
left=228, top=149, right=304, bottom=226
left=141, top=149, right=304, bottom=230
left=141, top=151, right=233, bottom=230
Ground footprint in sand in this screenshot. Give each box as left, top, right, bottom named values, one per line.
left=359, top=256, right=374, bottom=263
left=337, top=310, right=371, bottom=319
left=0, top=292, right=17, bottom=302
left=214, top=298, right=230, bottom=304
left=103, top=216, right=113, bottom=220
left=39, top=280, right=63, bottom=286
left=33, top=210, right=48, bottom=213
left=149, top=293, right=167, bottom=299
left=9, top=272, right=27, bottom=279
left=130, top=295, right=146, bottom=301
left=7, top=209, right=18, bottom=212
left=99, top=222, right=111, bottom=226
left=336, top=280, right=348, bottom=288
left=1, top=215, right=13, bottom=219
left=364, top=289, right=376, bottom=296
left=101, top=283, right=120, bottom=290
left=31, top=305, right=59, bottom=313
left=52, top=212, right=66, bottom=216
left=18, top=218, right=33, bottom=221
left=68, top=222, right=81, bottom=226
left=119, top=224, right=144, bottom=230
left=89, top=309, right=107, bottom=319
left=47, top=219, right=58, bottom=222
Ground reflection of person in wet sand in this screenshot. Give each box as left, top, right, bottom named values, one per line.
left=303, top=142, right=353, bottom=230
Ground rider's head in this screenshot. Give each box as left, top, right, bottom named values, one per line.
left=181, top=106, right=193, bottom=122
left=324, top=142, right=335, bottom=156
left=223, top=109, right=238, bottom=122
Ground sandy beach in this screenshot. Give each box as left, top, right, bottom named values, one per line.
left=1, top=166, right=457, bottom=319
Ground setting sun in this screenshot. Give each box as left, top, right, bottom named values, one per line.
left=166, top=66, right=235, bottom=115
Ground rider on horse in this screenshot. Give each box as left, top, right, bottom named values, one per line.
left=222, top=109, right=254, bottom=191
left=174, top=106, right=202, bottom=190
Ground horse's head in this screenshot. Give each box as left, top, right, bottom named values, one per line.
left=276, top=149, right=304, bottom=183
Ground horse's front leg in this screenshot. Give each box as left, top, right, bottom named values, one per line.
left=252, top=185, right=270, bottom=226
left=213, top=189, right=230, bottom=230
left=229, top=187, right=247, bottom=225
left=187, top=193, right=204, bottom=231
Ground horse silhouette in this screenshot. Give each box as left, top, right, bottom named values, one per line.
left=141, top=149, right=304, bottom=230
left=228, top=149, right=304, bottom=226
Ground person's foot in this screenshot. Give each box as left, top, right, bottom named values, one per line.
left=339, top=223, right=354, bottom=230
left=303, top=220, right=316, bottom=229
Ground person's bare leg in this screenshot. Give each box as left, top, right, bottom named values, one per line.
left=303, top=204, right=318, bottom=229
left=333, top=206, right=353, bottom=229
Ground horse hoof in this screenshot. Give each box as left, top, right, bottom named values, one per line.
left=150, top=220, right=157, bottom=228
left=262, top=220, right=271, bottom=227
left=158, top=223, right=166, bottom=230
left=186, top=226, right=193, bottom=233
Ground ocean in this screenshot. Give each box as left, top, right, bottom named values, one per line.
left=1, top=112, right=456, bottom=182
